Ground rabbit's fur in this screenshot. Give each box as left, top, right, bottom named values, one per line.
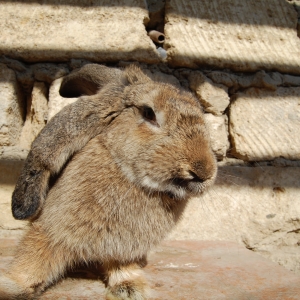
left=2, top=64, right=217, bottom=299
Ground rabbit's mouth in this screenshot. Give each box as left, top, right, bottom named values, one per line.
left=165, top=174, right=213, bottom=200
left=171, top=175, right=204, bottom=188
left=139, top=172, right=215, bottom=200
left=171, top=177, right=190, bottom=188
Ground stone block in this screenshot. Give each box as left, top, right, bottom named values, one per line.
left=188, top=71, right=229, bottom=115
left=31, top=63, right=69, bottom=84
left=0, top=147, right=28, bottom=163
left=169, top=165, right=300, bottom=274
left=204, top=114, right=229, bottom=159
left=48, top=77, right=77, bottom=120
left=164, top=0, right=300, bottom=74
left=207, top=70, right=284, bottom=91
left=289, top=1, right=300, bottom=37
left=0, top=160, right=26, bottom=231
left=0, top=0, right=160, bottom=64
left=229, top=87, right=300, bottom=161
left=283, top=74, right=300, bottom=87
left=0, top=201, right=27, bottom=231
left=144, top=69, right=181, bottom=87
left=0, top=64, right=24, bottom=147
left=20, top=82, right=48, bottom=149
left=0, top=57, right=27, bottom=73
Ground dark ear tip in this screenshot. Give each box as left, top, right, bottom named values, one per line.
left=11, top=196, right=40, bottom=220
left=12, top=209, right=27, bottom=220
left=11, top=204, right=29, bottom=220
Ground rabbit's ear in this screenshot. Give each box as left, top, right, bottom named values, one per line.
left=59, top=64, right=121, bottom=98
left=122, top=65, right=151, bottom=86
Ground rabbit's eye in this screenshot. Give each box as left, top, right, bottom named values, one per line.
left=142, top=106, right=158, bottom=125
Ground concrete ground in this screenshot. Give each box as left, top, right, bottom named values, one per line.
left=1, top=234, right=299, bottom=300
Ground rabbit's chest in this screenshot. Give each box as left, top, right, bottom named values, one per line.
left=88, top=189, right=177, bottom=260
left=41, top=137, right=186, bottom=261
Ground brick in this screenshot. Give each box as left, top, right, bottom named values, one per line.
left=0, top=0, right=160, bottom=64
left=48, top=77, right=77, bottom=120
left=229, top=87, right=300, bottom=161
left=189, top=71, right=230, bottom=115
left=20, top=82, right=48, bottom=149
left=204, top=114, right=229, bottom=159
left=164, top=0, right=300, bottom=73
left=0, top=64, right=24, bottom=147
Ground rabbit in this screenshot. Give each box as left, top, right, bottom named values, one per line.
left=2, top=64, right=217, bottom=300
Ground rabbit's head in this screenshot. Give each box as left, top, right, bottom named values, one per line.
left=100, top=65, right=217, bottom=200
left=59, top=64, right=217, bottom=200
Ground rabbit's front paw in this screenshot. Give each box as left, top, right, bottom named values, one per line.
left=12, top=168, right=50, bottom=220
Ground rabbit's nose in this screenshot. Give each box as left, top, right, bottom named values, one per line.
left=191, top=159, right=217, bottom=182
left=188, top=170, right=205, bottom=183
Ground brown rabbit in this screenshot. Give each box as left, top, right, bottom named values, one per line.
left=2, top=65, right=217, bottom=299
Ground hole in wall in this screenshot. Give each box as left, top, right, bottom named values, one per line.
left=146, top=0, right=166, bottom=33
left=145, top=0, right=166, bottom=59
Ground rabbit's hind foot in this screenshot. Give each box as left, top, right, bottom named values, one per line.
left=106, top=264, right=149, bottom=300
